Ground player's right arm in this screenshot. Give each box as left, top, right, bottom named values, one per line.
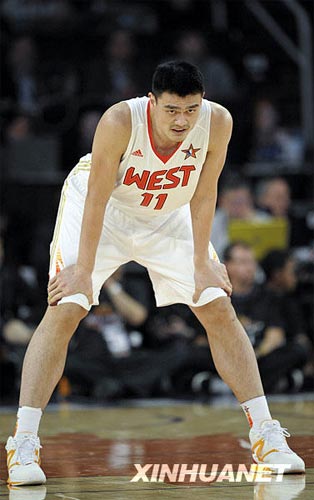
left=47, top=102, right=131, bottom=306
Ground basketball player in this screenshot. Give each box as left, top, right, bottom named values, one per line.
left=6, top=61, right=304, bottom=485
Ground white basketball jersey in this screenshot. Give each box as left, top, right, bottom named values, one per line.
left=109, top=96, right=211, bottom=216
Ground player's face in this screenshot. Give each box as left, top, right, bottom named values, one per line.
left=149, top=92, right=203, bottom=143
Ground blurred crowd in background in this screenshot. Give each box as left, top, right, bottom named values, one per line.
left=0, top=0, right=313, bottom=403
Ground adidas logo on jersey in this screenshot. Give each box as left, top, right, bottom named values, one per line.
left=131, top=149, right=144, bottom=157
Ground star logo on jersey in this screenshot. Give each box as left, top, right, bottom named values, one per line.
left=181, top=144, right=201, bottom=160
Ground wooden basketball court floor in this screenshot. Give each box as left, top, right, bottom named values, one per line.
left=0, top=395, right=313, bottom=499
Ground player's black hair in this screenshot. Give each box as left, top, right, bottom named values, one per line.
left=152, top=61, right=204, bottom=98
left=261, top=250, right=292, bottom=280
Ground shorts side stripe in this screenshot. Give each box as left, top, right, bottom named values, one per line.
left=50, top=184, right=68, bottom=265
left=50, top=164, right=91, bottom=267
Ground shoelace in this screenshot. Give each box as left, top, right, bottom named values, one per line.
left=14, top=435, right=41, bottom=465
left=260, top=423, right=292, bottom=453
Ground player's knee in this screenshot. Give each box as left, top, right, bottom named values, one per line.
left=45, top=303, right=88, bottom=332
left=204, top=297, right=237, bottom=332
left=57, top=303, right=88, bottom=324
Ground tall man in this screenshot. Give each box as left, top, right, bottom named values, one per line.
left=6, top=61, right=304, bottom=485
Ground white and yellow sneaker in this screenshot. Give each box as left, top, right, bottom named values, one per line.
left=250, top=420, right=305, bottom=473
left=6, top=433, right=46, bottom=486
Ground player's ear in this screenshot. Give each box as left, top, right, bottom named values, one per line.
left=148, top=92, right=157, bottom=107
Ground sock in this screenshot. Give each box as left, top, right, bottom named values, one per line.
left=14, top=406, right=42, bottom=437
left=241, top=395, right=272, bottom=428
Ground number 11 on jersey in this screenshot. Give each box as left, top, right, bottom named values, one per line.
left=140, top=193, right=168, bottom=210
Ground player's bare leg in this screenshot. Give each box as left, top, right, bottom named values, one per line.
left=191, top=296, right=263, bottom=402
left=6, top=303, right=87, bottom=486
left=20, top=303, right=87, bottom=408
left=191, top=296, right=305, bottom=473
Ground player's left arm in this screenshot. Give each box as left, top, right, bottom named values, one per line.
left=190, top=103, right=233, bottom=302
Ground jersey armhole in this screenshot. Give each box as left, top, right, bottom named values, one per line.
left=205, top=99, right=212, bottom=153
left=120, top=100, right=133, bottom=162
left=195, top=99, right=212, bottom=155
left=120, top=98, right=144, bottom=162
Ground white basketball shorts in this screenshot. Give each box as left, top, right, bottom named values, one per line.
left=49, top=165, right=227, bottom=311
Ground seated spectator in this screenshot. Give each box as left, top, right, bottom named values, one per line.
left=261, top=249, right=313, bottom=390
left=76, top=108, right=103, bottom=159
left=170, top=30, right=239, bottom=104
left=256, top=177, right=291, bottom=217
left=3, top=36, right=40, bottom=116
left=103, top=271, right=148, bottom=331
left=118, top=262, right=218, bottom=398
left=223, top=242, right=307, bottom=393
left=0, top=236, right=43, bottom=325
left=0, top=234, right=43, bottom=400
left=255, top=177, right=313, bottom=247
left=1, top=0, right=73, bottom=31
left=218, top=179, right=269, bottom=220
left=250, top=98, right=304, bottom=163
left=3, top=33, right=78, bottom=132
left=81, top=29, right=141, bottom=106
left=0, top=337, right=17, bottom=403
left=211, top=179, right=269, bottom=258
left=62, top=269, right=190, bottom=400
left=4, top=114, right=34, bottom=143
left=139, top=296, right=223, bottom=398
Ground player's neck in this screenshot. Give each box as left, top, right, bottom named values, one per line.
left=150, top=115, right=180, bottom=156
left=154, top=136, right=179, bottom=156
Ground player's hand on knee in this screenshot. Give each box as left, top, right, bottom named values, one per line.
left=47, top=264, right=93, bottom=306
left=193, top=260, right=232, bottom=303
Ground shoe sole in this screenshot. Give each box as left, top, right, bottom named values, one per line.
left=8, top=480, right=47, bottom=486
left=8, top=474, right=47, bottom=486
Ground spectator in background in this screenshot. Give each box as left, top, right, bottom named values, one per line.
left=250, top=98, right=304, bottom=163
left=120, top=263, right=216, bottom=398
left=255, top=177, right=312, bottom=248
left=3, top=36, right=40, bottom=116
left=0, top=236, right=43, bottom=326
left=0, top=234, right=17, bottom=402
left=4, top=114, right=34, bottom=143
left=224, top=242, right=308, bottom=393
left=261, top=250, right=308, bottom=340
left=256, top=177, right=291, bottom=218
left=167, top=29, right=247, bottom=165
left=1, top=0, right=73, bottom=31
left=63, top=269, right=146, bottom=400
left=261, top=249, right=311, bottom=389
left=63, top=269, right=189, bottom=400
left=0, top=234, right=43, bottom=401
left=82, top=29, right=141, bottom=106
left=105, top=29, right=139, bottom=100
left=211, top=179, right=269, bottom=257
left=171, top=30, right=239, bottom=105
left=76, top=109, right=103, bottom=159
left=2, top=34, right=78, bottom=135
left=143, top=302, right=214, bottom=398
left=3, top=113, right=35, bottom=178
left=218, top=180, right=268, bottom=220
left=0, top=339, right=17, bottom=402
